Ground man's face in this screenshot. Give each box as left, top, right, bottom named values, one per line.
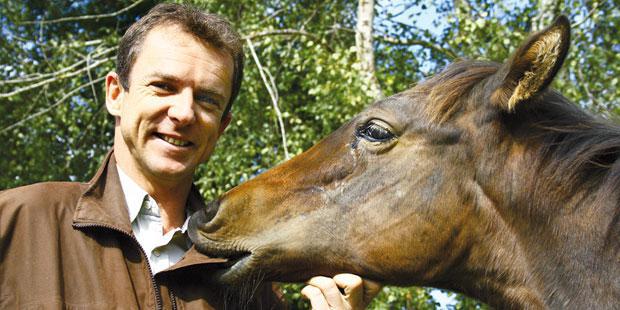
left=107, top=24, right=233, bottom=184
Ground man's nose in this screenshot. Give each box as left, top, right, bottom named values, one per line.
left=168, top=89, right=196, bottom=125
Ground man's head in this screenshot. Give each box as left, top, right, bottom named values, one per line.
left=116, top=3, right=244, bottom=116
left=105, top=3, right=241, bottom=190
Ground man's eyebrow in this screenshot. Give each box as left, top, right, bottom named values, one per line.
left=145, top=72, right=227, bottom=102
left=144, top=72, right=182, bottom=83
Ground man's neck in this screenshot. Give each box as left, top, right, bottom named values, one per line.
left=116, top=160, right=192, bottom=234
left=151, top=187, right=191, bottom=234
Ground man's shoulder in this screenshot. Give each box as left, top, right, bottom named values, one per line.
left=0, top=181, right=88, bottom=212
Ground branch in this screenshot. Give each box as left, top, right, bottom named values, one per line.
left=18, top=0, right=146, bottom=25
left=300, top=4, right=321, bottom=31
left=73, top=103, right=106, bottom=150
left=85, top=53, right=100, bottom=106
left=0, top=56, right=113, bottom=98
left=332, top=26, right=458, bottom=60
left=574, top=64, right=599, bottom=109
left=246, top=38, right=290, bottom=160
left=381, top=2, right=419, bottom=20
left=0, top=76, right=106, bottom=134
left=376, top=34, right=459, bottom=59
left=243, top=28, right=335, bottom=53
left=244, top=7, right=287, bottom=31
left=533, top=0, right=558, bottom=31
left=0, top=46, right=116, bottom=85
left=571, top=3, right=599, bottom=28
left=453, top=0, right=474, bottom=19
left=243, top=29, right=321, bottom=42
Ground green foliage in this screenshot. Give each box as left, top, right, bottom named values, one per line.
left=279, top=283, right=311, bottom=309
left=369, top=287, right=439, bottom=309
left=277, top=285, right=487, bottom=309
left=1, top=0, right=618, bottom=308
left=0, top=0, right=155, bottom=188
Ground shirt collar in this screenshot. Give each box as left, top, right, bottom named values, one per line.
left=116, top=164, right=191, bottom=231
left=116, top=165, right=150, bottom=223
left=179, top=215, right=190, bottom=233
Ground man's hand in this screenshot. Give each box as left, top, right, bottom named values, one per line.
left=301, top=274, right=382, bottom=309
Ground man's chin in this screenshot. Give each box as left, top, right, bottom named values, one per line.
left=141, top=158, right=196, bottom=183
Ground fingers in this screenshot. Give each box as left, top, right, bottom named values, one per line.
left=301, top=283, right=334, bottom=310
left=303, top=276, right=347, bottom=309
left=301, top=274, right=383, bottom=310
left=333, top=274, right=363, bottom=308
left=361, top=278, right=382, bottom=305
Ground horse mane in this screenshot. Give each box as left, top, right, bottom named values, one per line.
left=407, top=60, right=620, bottom=246
left=518, top=94, right=620, bottom=191
left=412, top=60, right=500, bottom=124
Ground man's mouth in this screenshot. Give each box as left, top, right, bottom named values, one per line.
left=155, top=133, right=192, bottom=147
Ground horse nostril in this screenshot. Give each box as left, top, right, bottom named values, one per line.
left=188, top=200, right=220, bottom=241
left=204, top=199, right=220, bottom=221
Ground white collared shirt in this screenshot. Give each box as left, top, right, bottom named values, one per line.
left=117, top=165, right=191, bottom=274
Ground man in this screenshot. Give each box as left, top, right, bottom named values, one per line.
left=0, top=3, right=379, bottom=309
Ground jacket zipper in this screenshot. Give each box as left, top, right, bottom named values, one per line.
left=170, top=290, right=178, bottom=309
left=73, top=223, right=170, bottom=310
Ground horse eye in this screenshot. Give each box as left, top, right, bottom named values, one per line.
left=357, top=121, right=394, bottom=142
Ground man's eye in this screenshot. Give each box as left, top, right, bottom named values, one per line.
left=195, top=94, right=221, bottom=108
left=150, top=82, right=174, bottom=92
left=356, top=121, right=394, bottom=142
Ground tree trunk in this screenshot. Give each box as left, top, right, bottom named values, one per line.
left=356, top=0, right=383, bottom=100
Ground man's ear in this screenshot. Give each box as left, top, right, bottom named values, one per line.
left=105, top=72, right=124, bottom=117
left=218, top=113, right=232, bottom=135
left=491, top=16, right=570, bottom=111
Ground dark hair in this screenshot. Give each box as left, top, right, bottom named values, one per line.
left=116, top=3, right=244, bottom=116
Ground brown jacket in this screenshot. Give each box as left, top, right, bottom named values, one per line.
left=0, top=151, right=281, bottom=309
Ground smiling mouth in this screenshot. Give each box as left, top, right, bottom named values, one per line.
left=155, top=133, right=192, bottom=147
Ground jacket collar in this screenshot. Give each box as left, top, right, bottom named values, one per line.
left=73, top=149, right=226, bottom=269
left=73, top=150, right=133, bottom=233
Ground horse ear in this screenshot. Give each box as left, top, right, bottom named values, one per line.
left=491, top=16, right=570, bottom=111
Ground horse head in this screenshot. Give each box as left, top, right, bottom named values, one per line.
left=190, top=17, right=619, bottom=308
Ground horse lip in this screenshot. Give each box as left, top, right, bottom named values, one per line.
left=217, top=250, right=251, bottom=269
left=222, top=252, right=251, bottom=272
left=191, top=236, right=251, bottom=262
left=205, top=249, right=253, bottom=285
left=188, top=209, right=253, bottom=272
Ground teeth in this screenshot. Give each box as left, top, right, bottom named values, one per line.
left=161, top=135, right=190, bottom=147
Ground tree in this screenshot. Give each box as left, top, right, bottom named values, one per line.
left=1, top=0, right=618, bottom=308
left=356, top=0, right=384, bottom=99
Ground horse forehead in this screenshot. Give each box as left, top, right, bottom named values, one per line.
left=369, top=94, right=423, bottom=118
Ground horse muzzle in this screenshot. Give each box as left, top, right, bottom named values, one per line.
left=188, top=199, right=220, bottom=235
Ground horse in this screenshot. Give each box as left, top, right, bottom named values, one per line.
left=189, top=16, right=620, bottom=309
